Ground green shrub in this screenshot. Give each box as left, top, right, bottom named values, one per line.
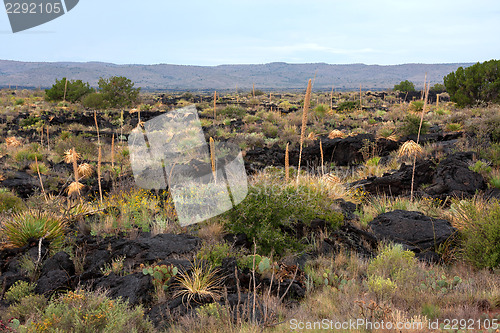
left=469, top=160, right=492, bottom=176
left=410, top=100, right=424, bottom=112
left=337, top=101, right=360, bottom=112
left=445, top=122, right=462, bottom=132
left=0, top=190, right=24, bottom=213
left=490, top=176, right=500, bottom=189
left=98, top=76, right=140, bottom=108
left=367, top=243, right=418, bottom=284
left=222, top=174, right=343, bottom=256
left=22, top=289, right=154, bottom=332
left=1, top=210, right=66, bottom=249
left=45, top=78, right=93, bottom=103
left=444, top=59, right=500, bottom=107
left=262, top=122, right=279, bottom=138
left=399, top=114, right=429, bottom=136
left=81, top=92, right=108, bottom=109
left=219, top=105, right=246, bottom=118
left=4, top=281, right=35, bottom=303
left=314, top=104, right=328, bottom=117
left=196, top=242, right=237, bottom=267
left=15, top=98, right=25, bottom=106
left=367, top=275, right=397, bottom=301
left=394, top=80, right=416, bottom=92
left=3, top=294, right=46, bottom=322
left=457, top=200, right=500, bottom=269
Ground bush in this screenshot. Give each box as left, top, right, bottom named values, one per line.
left=222, top=173, right=343, bottom=256
left=444, top=59, right=500, bottom=107
left=196, top=242, right=236, bottom=267
left=0, top=189, right=24, bottom=213
left=399, top=114, right=429, bottom=136
left=218, top=105, right=246, bottom=118
left=4, top=281, right=35, bottom=303
left=98, top=76, right=140, bottom=108
left=410, top=100, right=424, bottom=112
left=3, top=294, right=46, bottom=322
left=430, top=83, right=446, bottom=94
left=81, top=92, right=108, bottom=109
left=337, top=100, right=360, bottom=112
left=45, top=78, right=93, bottom=103
left=22, top=289, right=154, bottom=332
left=462, top=201, right=500, bottom=269
left=451, top=198, right=500, bottom=269
left=367, top=243, right=418, bottom=284
left=394, top=80, right=416, bottom=92
left=1, top=210, right=66, bottom=248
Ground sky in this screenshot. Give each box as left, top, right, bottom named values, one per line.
left=0, top=0, right=499, bottom=66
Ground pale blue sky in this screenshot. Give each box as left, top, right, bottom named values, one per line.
left=1, top=0, right=499, bottom=65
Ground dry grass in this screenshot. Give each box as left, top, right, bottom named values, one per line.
left=397, top=140, right=424, bottom=160
left=328, top=129, right=345, bottom=139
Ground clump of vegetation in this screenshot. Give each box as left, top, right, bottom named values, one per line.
left=4, top=281, right=35, bottom=304
left=444, top=59, right=500, bottom=107
left=45, top=77, right=93, bottom=103
left=222, top=171, right=344, bottom=256
left=22, top=289, right=154, bottom=332
left=394, top=80, right=416, bottom=92
left=0, top=188, right=24, bottom=213
left=399, top=114, right=429, bottom=136
left=1, top=209, right=66, bottom=249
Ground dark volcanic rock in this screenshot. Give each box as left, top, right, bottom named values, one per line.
left=424, top=152, right=487, bottom=198
left=41, top=252, right=75, bottom=277
left=369, top=210, right=456, bottom=252
left=92, top=272, right=153, bottom=306
left=350, top=159, right=435, bottom=196
left=35, top=270, right=71, bottom=295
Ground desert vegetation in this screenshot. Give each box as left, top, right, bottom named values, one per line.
left=0, top=63, right=499, bottom=332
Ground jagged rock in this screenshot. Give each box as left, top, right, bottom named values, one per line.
left=425, top=152, right=487, bottom=198
left=92, top=272, right=153, bottom=306
left=368, top=210, right=456, bottom=252
left=41, top=252, right=75, bottom=277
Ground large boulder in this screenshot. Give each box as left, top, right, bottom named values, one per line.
left=368, top=210, right=456, bottom=252
left=92, top=272, right=153, bottom=306
left=425, top=152, right=487, bottom=198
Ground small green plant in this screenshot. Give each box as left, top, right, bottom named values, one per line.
left=445, top=122, right=463, bottom=132
left=218, top=105, right=246, bottom=118
left=196, top=242, right=236, bottom=267
left=143, top=264, right=178, bottom=292
left=410, top=100, right=424, bottom=112
left=196, top=302, right=223, bottom=319
left=15, top=98, right=25, bottom=106
left=421, top=303, right=441, bottom=320
left=0, top=189, right=24, bottom=213
left=1, top=209, right=66, bottom=249
left=367, top=243, right=419, bottom=284
left=4, top=280, right=35, bottom=303
left=366, top=156, right=381, bottom=167
left=469, top=160, right=492, bottom=175
left=337, top=100, right=360, bottom=112
left=101, top=256, right=126, bottom=276
left=490, top=175, right=500, bottom=189
left=367, top=275, right=397, bottom=301
left=399, top=114, right=429, bottom=136
left=418, top=271, right=462, bottom=294
left=238, top=254, right=275, bottom=274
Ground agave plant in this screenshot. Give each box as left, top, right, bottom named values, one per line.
left=1, top=209, right=66, bottom=248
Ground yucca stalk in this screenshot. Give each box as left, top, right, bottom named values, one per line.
left=410, top=74, right=430, bottom=201
left=252, top=83, right=255, bottom=98
left=320, top=139, right=324, bottom=176
left=63, top=78, right=68, bottom=101
left=330, top=85, right=334, bottom=111
left=359, top=84, right=362, bottom=110
left=213, top=91, right=217, bottom=120
left=46, top=126, right=50, bottom=151
left=209, top=137, right=216, bottom=183
left=35, top=156, right=48, bottom=202
left=94, top=110, right=103, bottom=204
left=285, top=142, right=290, bottom=182
left=111, top=133, right=115, bottom=168
left=297, top=79, right=312, bottom=183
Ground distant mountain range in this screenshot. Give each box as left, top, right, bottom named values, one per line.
left=0, top=60, right=473, bottom=91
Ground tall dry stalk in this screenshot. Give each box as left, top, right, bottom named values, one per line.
left=359, top=84, right=362, bottom=110
left=46, top=126, right=49, bottom=151
left=63, top=78, right=68, bottom=102
left=209, top=137, right=216, bottom=183
left=213, top=91, right=217, bottom=120
left=319, top=139, right=324, bottom=176
left=34, top=156, right=48, bottom=202
left=285, top=142, right=290, bottom=182
left=111, top=133, right=115, bottom=168
left=330, top=85, right=334, bottom=111
left=252, top=83, right=255, bottom=98
left=94, top=111, right=103, bottom=204
left=410, top=74, right=430, bottom=201
left=296, top=79, right=312, bottom=183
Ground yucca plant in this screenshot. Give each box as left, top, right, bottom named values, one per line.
left=1, top=209, right=66, bottom=248
left=173, top=260, right=224, bottom=305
